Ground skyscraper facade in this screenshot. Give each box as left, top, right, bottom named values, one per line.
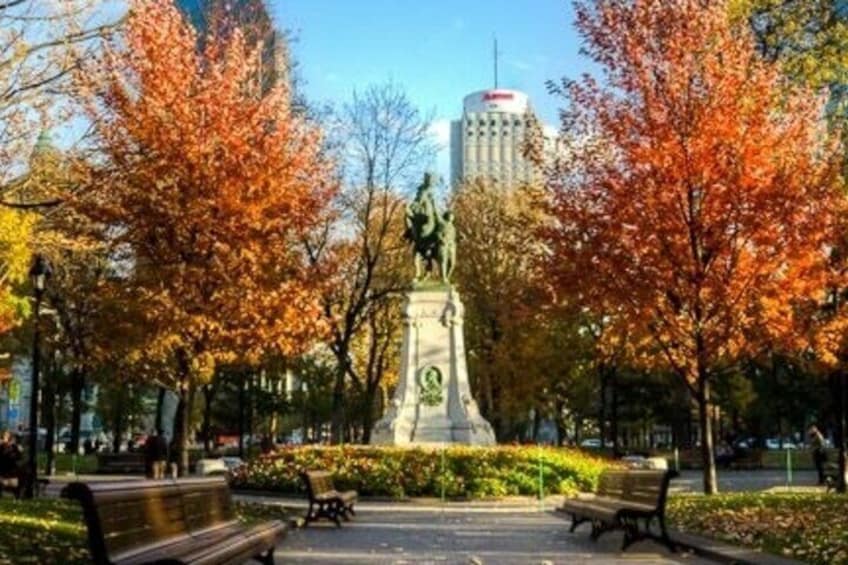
left=449, top=89, right=557, bottom=188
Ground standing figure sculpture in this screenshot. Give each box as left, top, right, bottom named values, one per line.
left=404, top=173, right=456, bottom=283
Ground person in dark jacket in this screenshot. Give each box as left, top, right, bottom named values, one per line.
left=144, top=428, right=169, bottom=479
left=0, top=431, right=22, bottom=477
left=808, top=425, right=827, bottom=485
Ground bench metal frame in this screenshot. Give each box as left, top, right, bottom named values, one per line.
left=563, top=469, right=675, bottom=552
left=301, top=470, right=357, bottom=528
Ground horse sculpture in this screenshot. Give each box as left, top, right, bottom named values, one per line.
left=404, top=173, right=456, bottom=283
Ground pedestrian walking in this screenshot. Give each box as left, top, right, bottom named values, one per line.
left=808, top=425, right=827, bottom=485
left=144, top=428, right=169, bottom=479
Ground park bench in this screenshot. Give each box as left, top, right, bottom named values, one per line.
left=0, top=470, right=49, bottom=499
left=300, top=470, right=358, bottom=527
left=96, top=452, right=146, bottom=474
left=729, top=449, right=764, bottom=470
left=559, top=468, right=674, bottom=551
left=824, top=463, right=843, bottom=493
left=62, top=476, right=285, bottom=565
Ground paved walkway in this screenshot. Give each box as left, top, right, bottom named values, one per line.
left=671, top=470, right=819, bottom=493
left=273, top=508, right=712, bottom=564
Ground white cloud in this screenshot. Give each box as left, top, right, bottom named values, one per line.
left=506, top=57, right=532, bottom=72
left=428, top=119, right=453, bottom=188
left=429, top=118, right=452, bottom=150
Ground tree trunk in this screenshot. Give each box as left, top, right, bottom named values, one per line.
left=360, top=383, right=379, bottom=444
left=532, top=408, right=543, bottom=442
left=111, top=391, right=124, bottom=453
left=834, top=370, right=847, bottom=493
left=202, top=384, right=215, bottom=455
left=238, top=373, right=246, bottom=458
left=247, top=373, right=255, bottom=451
left=330, top=361, right=346, bottom=444
left=599, top=364, right=607, bottom=449
left=610, top=367, right=619, bottom=456
left=155, top=386, right=166, bottom=431
left=554, top=399, right=567, bottom=446
left=186, top=383, right=196, bottom=448
left=171, top=349, right=191, bottom=476
left=575, top=416, right=583, bottom=444
left=697, top=375, right=718, bottom=495
left=43, top=376, right=56, bottom=476
left=69, top=368, right=85, bottom=456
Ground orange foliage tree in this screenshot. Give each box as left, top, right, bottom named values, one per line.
left=75, top=0, right=334, bottom=472
left=545, top=0, right=845, bottom=493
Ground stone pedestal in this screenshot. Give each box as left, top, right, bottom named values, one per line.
left=371, top=286, right=495, bottom=445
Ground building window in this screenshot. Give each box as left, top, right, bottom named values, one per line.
left=467, top=131, right=473, bottom=136
left=490, top=120, right=496, bottom=126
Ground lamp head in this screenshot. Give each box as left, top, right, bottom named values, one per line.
left=29, top=254, right=52, bottom=292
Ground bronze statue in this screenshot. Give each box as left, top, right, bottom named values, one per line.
left=404, top=173, right=456, bottom=283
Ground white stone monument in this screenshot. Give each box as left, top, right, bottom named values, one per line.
left=371, top=285, right=495, bottom=445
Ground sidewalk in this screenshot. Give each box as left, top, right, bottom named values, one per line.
left=274, top=507, right=712, bottom=564
left=43, top=475, right=808, bottom=564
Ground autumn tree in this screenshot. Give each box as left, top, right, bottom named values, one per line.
left=0, top=1, right=122, bottom=341
left=306, top=81, right=434, bottom=443
left=546, top=0, right=845, bottom=494
left=730, top=0, right=848, bottom=108
left=731, top=0, right=848, bottom=492
left=1, top=1, right=121, bottom=203
left=76, top=0, right=334, bottom=473
left=452, top=179, right=560, bottom=440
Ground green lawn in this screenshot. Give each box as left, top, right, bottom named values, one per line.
left=0, top=498, right=89, bottom=565
left=0, top=497, right=289, bottom=564
left=668, top=493, right=848, bottom=564
left=38, top=453, right=99, bottom=475
left=6, top=492, right=844, bottom=564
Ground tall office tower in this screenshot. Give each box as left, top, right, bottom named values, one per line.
left=175, top=0, right=290, bottom=93
left=449, top=89, right=557, bottom=188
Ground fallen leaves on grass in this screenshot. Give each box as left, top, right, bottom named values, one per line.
left=668, top=493, right=848, bottom=564
left=0, top=498, right=89, bottom=564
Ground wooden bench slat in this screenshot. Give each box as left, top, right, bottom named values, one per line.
left=62, top=477, right=284, bottom=565
left=559, top=468, right=675, bottom=552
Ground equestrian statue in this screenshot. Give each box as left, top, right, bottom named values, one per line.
left=404, top=173, right=456, bottom=283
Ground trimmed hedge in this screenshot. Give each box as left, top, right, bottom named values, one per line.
left=230, top=445, right=611, bottom=498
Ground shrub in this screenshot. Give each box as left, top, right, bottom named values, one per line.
left=230, top=445, right=611, bottom=499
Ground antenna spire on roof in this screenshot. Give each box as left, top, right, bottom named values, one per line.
left=493, top=36, right=499, bottom=89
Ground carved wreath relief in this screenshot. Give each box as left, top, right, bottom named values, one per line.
left=418, top=365, right=443, bottom=407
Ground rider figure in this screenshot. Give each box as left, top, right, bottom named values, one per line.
left=405, top=173, right=439, bottom=279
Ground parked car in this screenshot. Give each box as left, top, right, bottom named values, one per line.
left=765, top=438, right=796, bottom=450
left=220, top=456, right=245, bottom=471
left=579, top=438, right=602, bottom=449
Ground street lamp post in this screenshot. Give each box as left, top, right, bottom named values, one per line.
left=26, top=254, right=51, bottom=499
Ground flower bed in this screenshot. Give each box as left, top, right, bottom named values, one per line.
left=230, top=445, right=611, bottom=498
left=667, top=493, right=848, bottom=564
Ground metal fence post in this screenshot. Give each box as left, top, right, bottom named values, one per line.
left=786, top=447, right=793, bottom=491
left=538, top=448, right=544, bottom=511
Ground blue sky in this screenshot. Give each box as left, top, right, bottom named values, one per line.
left=272, top=0, right=596, bottom=179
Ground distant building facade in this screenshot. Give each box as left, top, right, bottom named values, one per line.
left=175, top=0, right=290, bottom=93
left=450, top=89, right=558, bottom=188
